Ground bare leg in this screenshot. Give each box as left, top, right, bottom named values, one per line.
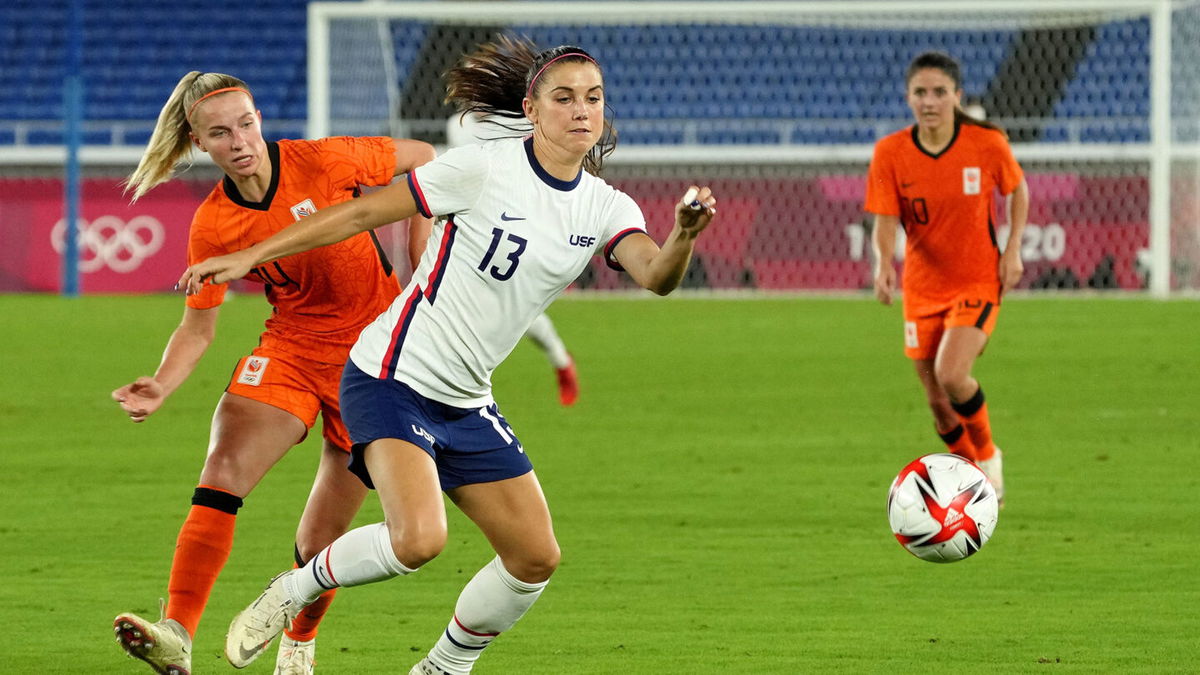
left=913, top=357, right=978, bottom=461
left=364, top=438, right=448, bottom=568
left=283, top=440, right=370, bottom=642
left=294, top=440, right=370, bottom=561
left=449, top=472, right=560, bottom=583
left=936, top=327, right=1001, bottom=495
left=418, top=472, right=559, bottom=672
left=116, top=392, right=306, bottom=668
left=932, top=326, right=988, bottom=404
left=912, top=358, right=960, bottom=433
left=198, top=393, right=308, bottom=496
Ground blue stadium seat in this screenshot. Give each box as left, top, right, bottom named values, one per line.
left=0, top=5, right=1158, bottom=146
left=1054, top=18, right=1149, bottom=122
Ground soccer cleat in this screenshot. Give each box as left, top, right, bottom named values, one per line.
left=554, top=356, right=579, bottom=406
left=977, top=446, right=1004, bottom=506
left=274, top=635, right=316, bottom=675
left=226, top=570, right=303, bottom=669
left=408, top=657, right=452, bottom=675
left=113, top=608, right=192, bottom=675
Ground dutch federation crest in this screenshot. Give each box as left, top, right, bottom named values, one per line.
left=290, top=199, right=317, bottom=221
left=237, top=356, right=270, bottom=386
left=962, top=167, right=981, bottom=195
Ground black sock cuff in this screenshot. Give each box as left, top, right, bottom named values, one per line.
left=191, top=486, right=244, bottom=515
left=295, top=543, right=306, bottom=568
left=951, top=386, right=986, bottom=417
left=938, top=423, right=966, bottom=444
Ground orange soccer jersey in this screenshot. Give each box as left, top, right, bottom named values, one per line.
left=186, top=137, right=401, bottom=363
left=864, top=122, right=1023, bottom=307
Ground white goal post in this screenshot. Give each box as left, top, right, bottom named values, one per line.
left=308, top=0, right=1200, bottom=296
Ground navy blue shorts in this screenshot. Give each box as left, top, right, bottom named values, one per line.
left=339, top=360, right=533, bottom=491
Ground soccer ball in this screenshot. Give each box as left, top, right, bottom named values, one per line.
left=887, top=453, right=999, bottom=563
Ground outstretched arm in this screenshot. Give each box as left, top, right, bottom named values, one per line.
left=111, top=305, right=218, bottom=422
left=613, top=186, right=717, bottom=296
left=179, top=180, right=421, bottom=293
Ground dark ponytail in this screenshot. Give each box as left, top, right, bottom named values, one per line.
left=445, top=34, right=617, bottom=176
left=445, top=34, right=534, bottom=122
left=906, top=51, right=1006, bottom=137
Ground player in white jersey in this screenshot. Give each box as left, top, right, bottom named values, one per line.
left=180, top=35, right=717, bottom=674
left=446, top=111, right=580, bottom=406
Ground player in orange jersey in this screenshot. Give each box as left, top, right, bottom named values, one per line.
left=865, top=52, right=1030, bottom=504
left=110, top=72, right=434, bottom=675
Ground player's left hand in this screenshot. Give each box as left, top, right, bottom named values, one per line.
left=178, top=251, right=256, bottom=295
left=675, top=185, right=717, bottom=235
left=999, top=248, right=1024, bottom=297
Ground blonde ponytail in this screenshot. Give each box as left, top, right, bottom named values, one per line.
left=124, top=71, right=252, bottom=201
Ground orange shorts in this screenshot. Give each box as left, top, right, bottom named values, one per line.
left=225, top=345, right=351, bottom=452
left=902, top=286, right=1000, bottom=361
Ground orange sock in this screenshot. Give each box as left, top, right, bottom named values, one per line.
left=937, top=423, right=977, bottom=461
left=285, top=545, right=337, bottom=641
left=165, top=486, right=242, bottom=637
left=285, top=589, right=338, bottom=641
left=952, top=386, right=995, bottom=461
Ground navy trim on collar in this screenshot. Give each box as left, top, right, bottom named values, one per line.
left=222, top=141, right=280, bottom=211
left=910, top=119, right=961, bottom=160
left=524, top=137, right=581, bottom=192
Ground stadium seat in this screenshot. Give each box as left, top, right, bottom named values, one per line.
left=0, top=5, right=1161, bottom=147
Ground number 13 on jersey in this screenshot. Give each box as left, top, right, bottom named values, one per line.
left=478, top=227, right=528, bottom=281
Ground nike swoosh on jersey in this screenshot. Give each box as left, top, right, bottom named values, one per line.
left=500, top=212, right=526, bottom=221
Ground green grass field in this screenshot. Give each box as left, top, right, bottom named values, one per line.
left=0, top=293, right=1196, bottom=674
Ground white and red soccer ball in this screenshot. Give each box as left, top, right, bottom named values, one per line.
left=887, top=453, right=999, bottom=563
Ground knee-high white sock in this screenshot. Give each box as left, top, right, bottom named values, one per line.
left=425, top=556, right=548, bottom=674
left=285, top=522, right=415, bottom=604
left=524, top=313, right=571, bottom=369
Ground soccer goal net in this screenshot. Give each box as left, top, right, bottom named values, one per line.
left=309, top=0, right=1200, bottom=296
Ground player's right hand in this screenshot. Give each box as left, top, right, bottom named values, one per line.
left=874, top=265, right=896, bottom=305
left=112, top=376, right=165, bottom=423
left=178, top=252, right=255, bottom=295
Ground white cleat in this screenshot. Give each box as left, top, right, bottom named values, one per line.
left=977, top=446, right=1004, bottom=506
left=274, top=635, right=316, bottom=674
left=226, top=570, right=303, bottom=669
left=113, top=609, right=192, bottom=675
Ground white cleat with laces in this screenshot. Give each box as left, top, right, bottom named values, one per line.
left=274, top=635, right=316, bottom=674
left=226, top=570, right=303, bottom=669
left=113, top=604, right=192, bottom=675
left=976, top=446, right=1004, bottom=506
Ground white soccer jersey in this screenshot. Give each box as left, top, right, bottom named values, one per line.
left=349, top=137, right=646, bottom=407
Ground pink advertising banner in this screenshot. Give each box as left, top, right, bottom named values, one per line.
left=2, top=173, right=1153, bottom=293
left=0, top=177, right=214, bottom=293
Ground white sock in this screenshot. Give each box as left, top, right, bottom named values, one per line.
left=425, top=557, right=548, bottom=674
left=524, top=313, right=571, bottom=369
left=286, top=522, right=415, bottom=604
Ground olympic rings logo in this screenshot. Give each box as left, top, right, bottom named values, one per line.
left=51, top=215, right=165, bottom=273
